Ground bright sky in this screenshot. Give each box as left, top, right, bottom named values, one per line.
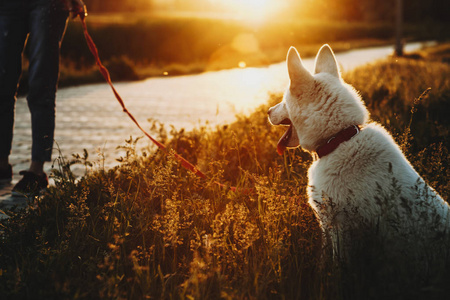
left=208, top=0, right=284, bottom=23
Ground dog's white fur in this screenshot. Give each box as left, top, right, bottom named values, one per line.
left=268, top=45, right=449, bottom=254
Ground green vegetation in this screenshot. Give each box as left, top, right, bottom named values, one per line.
left=2, top=44, right=449, bottom=299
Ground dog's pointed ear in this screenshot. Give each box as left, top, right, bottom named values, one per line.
left=314, top=44, right=340, bottom=78
left=287, top=47, right=313, bottom=89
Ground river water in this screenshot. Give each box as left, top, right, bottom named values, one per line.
left=10, top=42, right=432, bottom=174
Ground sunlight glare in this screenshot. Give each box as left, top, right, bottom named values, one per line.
left=209, top=0, right=280, bottom=24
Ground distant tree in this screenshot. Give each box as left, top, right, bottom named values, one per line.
left=395, top=0, right=403, bottom=56
left=359, top=0, right=394, bottom=22
left=404, top=0, right=450, bottom=22
left=83, top=0, right=101, bottom=12
left=83, top=0, right=154, bottom=13
left=281, top=0, right=447, bottom=23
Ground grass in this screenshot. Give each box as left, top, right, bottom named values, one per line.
left=2, top=43, right=450, bottom=299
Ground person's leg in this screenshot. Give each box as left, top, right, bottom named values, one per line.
left=25, top=0, right=68, bottom=174
left=0, top=9, right=29, bottom=173
left=11, top=0, right=67, bottom=195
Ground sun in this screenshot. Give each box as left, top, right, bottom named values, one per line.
left=209, top=0, right=280, bottom=24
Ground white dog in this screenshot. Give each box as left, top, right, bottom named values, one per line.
left=268, top=45, right=449, bottom=257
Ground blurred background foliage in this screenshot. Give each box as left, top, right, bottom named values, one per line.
left=16, top=0, right=450, bottom=93
left=82, top=0, right=450, bottom=23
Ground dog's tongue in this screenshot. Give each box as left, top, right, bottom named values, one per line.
left=277, top=125, right=292, bottom=155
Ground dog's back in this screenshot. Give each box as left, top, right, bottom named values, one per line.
left=308, top=122, right=449, bottom=234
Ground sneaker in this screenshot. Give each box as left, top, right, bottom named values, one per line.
left=0, top=164, right=13, bottom=184
left=12, top=171, right=48, bottom=197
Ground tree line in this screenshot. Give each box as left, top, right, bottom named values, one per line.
left=82, top=0, right=449, bottom=23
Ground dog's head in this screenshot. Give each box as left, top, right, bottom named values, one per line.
left=268, top=45, right=369, bottom=155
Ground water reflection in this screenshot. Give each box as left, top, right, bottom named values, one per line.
left=10, top=42, right=431, bottom=174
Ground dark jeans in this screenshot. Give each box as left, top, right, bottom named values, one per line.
left=0, top=0, right=68, bottom=162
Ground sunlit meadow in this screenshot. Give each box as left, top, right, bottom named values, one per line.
left=1, top=0, right=450, bottom=299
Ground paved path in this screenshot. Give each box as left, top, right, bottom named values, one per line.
left=0, top=42, right=432, bottom=213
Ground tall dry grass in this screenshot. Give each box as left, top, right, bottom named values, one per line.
left=1, top=44, right=450, bottom=299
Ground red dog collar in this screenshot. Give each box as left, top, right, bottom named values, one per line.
left=316, top=125, right=361, bottom=158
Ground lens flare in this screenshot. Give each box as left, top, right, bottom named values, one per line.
left=209, top=0, right=281, bottom=24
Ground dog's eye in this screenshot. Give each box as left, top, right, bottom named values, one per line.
left=280, top=118, right=292, bottom=125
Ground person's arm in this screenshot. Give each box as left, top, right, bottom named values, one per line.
left=64, top=0, right=87, bottom=19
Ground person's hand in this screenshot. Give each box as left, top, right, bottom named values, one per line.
left=65, top=0, right=87, bottom=19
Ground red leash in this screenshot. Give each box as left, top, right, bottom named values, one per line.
left=79, top=16, right=253, bottom=194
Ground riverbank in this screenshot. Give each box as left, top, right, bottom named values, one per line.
left=1, top=42, right=449, bottom=299
left=16, top=15, right=450, bottom=94
left=4, top=41, right=434, bottom=183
